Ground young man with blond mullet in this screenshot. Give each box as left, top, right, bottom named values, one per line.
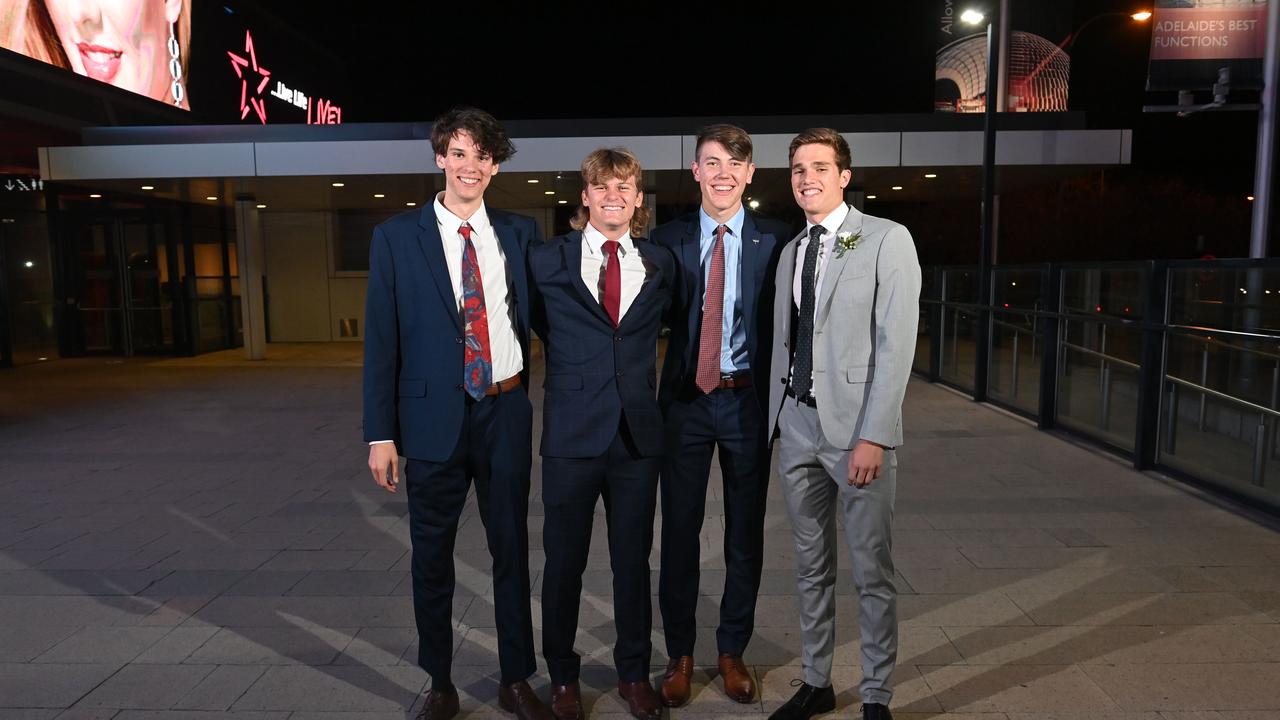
left=767, top=128, right=921, bottom=720
left=529, top=148, right=675, bottom=720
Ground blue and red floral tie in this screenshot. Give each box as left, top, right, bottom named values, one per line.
left=459, top=222, right=492, bottom=400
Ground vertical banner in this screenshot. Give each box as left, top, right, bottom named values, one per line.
left=935, top=2, right=1074, bottom=112
left=1147, top=0, right=1267, bottom=91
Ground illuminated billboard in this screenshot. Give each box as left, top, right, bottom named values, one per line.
left=0, top=1, right=348, bottom=122
left=1147, top=0, right=1266, bottom=91
left=0, top=0, right=192, bottom=109
left=934, top=2, right=1073, bottom=113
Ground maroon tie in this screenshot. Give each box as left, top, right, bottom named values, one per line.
left=602, top=240, right=621, bottom=326
left=696, top=225, right=727, bottom=394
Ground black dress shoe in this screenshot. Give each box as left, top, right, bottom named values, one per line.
left=768, top=681, right=835, bottom=720
left=862, top=702, right=893, bottom=720
left=415, top=684, right=460, bottom=720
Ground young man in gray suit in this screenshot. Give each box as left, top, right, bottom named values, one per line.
left=766, top=129, right=921, bottom=720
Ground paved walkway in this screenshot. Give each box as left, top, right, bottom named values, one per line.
left=1, top=344, right=1279, bottom=719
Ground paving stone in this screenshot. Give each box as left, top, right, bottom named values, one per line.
left=230, top=666, right=425, bottom=712
left=185, top=628, right=355, bottom=666
left=35, top=627, right=174, bottom=664
left=173, top=666, right=269, bottom=710
left=76, top=664, right=218, bottom=709
left=0, top=663, right=122, bottom=708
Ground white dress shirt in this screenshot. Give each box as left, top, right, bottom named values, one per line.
left=370, top=195, right=521, bottom=447
left=434, top=193, right=522, bottom=382
left=581, top=223, right=647, bottom=321
left=789, top=203, right=851, bottom=399
left=792, top=202, right=850, bottom=310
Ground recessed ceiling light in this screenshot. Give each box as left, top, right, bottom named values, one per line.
left=140, top=185, right=154, bottom=190
left=748, top=200, right=760, bottom=210
left=544, top=190, right=555, bottom=195
left=373, top=193, right=385, bottom=198
left=866, top=194, right=877, bottom=199
left=256, top=204, right=267, bottom=209
left=24, top=260, right=33, bottom=268
left=924, top=173, right=937, bottom=179
left=557, top=200, right=568, bottom=205
left=332, top=182, right=345, bottom=188
left=89, top=193, right=102, bottom=198
left=1248, top=195, right=1256, bottom=201
left=891, top=186, right=903, bottom=191
left=527, top=179, right=540, bottom=184
left=406, top=202, right=417, bottom=206
left=206, top=196, right=218, bottom=201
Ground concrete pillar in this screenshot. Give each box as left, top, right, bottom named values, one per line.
left=234, top=199, right=266, bottom=360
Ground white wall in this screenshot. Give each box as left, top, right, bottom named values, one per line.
left=262, top=212, right=333, bottom=342
left=259, top=207, right=554, bottom=343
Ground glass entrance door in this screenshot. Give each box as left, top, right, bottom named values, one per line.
left=73, top=215, right=173, bottom=356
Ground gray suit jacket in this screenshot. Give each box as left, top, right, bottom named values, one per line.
left=766, top=204, right=922, bottom=450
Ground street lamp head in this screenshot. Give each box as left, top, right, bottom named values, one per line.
left=1132, top=10, right=1152, bottom=21
left=961, top=9, right=985, bottom=24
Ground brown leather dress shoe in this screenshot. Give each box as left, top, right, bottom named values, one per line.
left=498, top=680, right=554, bottom=720
left=549, top=681, right=584, bottom=720
left=718, top=653, right=755, bottom=703
left=617, top=679, right=662, bottom=720
left=660, top=655, right=694, bottom=707
left=415, top=685, right=460, bottom=720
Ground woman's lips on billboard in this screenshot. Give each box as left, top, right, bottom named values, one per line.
left=77, top=42, right=122, bottom=83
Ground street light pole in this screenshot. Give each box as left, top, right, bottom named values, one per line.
left=1251, top=0, right=1280, bottom=258
left=974, top=11, right=1001, bottom=403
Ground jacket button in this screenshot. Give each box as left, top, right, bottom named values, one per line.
left=455, top=337, right=463, bottom=344
left=614, top=336, right=622, bottom=342
left=455, top=384, right=463, bottom=390
left=616, top=371, right=624, bottom=377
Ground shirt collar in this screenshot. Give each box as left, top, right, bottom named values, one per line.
left=804, top=202, right=850, bottom=240
left=698, top=204, right=746, bottom=241
left=583, top=223, right=635, bottom=257
left=434, top=192, right=490, bottom=236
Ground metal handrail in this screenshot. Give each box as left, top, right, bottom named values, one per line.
left=1060, top=340, right=1141, bottom=370
left=1168, top=325, right=1280, bottom=359
left=1165, top=375, right=1280, bottom=420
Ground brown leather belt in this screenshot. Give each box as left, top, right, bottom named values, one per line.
left=484, top=375, right=522, bottom=396
left=714, top=373, right=752, bottom=390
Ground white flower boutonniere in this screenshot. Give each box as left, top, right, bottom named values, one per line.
left=835, top=231, right=861, bottom=259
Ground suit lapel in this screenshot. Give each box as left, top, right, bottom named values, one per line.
left=740, top=213, right=761, bottom=337
left=622, top=239, right=663, bottom=330
left=776, top=232, right=802, bottom=342
left=681, top=218, right=701, bottom=346
left=491, top=214, right=527, bottom=332
left=415, top=206, right=463, bottom=334
left=564, top=232, right=614, bottom=327
left=815, top=205, right=865, bottom=328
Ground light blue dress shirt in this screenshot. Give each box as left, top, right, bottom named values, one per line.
left=699, top=205, right=749, bottom=373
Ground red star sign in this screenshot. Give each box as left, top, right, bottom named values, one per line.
left=228, top=30, right=271, bottom=124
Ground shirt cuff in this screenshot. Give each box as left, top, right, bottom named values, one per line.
left=369, top=440, right=395, bottom=445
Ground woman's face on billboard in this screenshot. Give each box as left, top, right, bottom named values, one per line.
left=44, top=0, right=181, bottom=102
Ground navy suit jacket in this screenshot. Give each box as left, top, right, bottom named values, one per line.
left=529, top=230, right=675, bottom=459
left=653, top=210, right=790, bottom=415
left=362, top=204, right=540, bottom=461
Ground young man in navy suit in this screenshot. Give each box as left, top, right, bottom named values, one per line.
left=529, top=148, right=674, bottom=720
left=363, top=107, right=552, bottom=720
left=652, top=124, right=789, bottom=707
